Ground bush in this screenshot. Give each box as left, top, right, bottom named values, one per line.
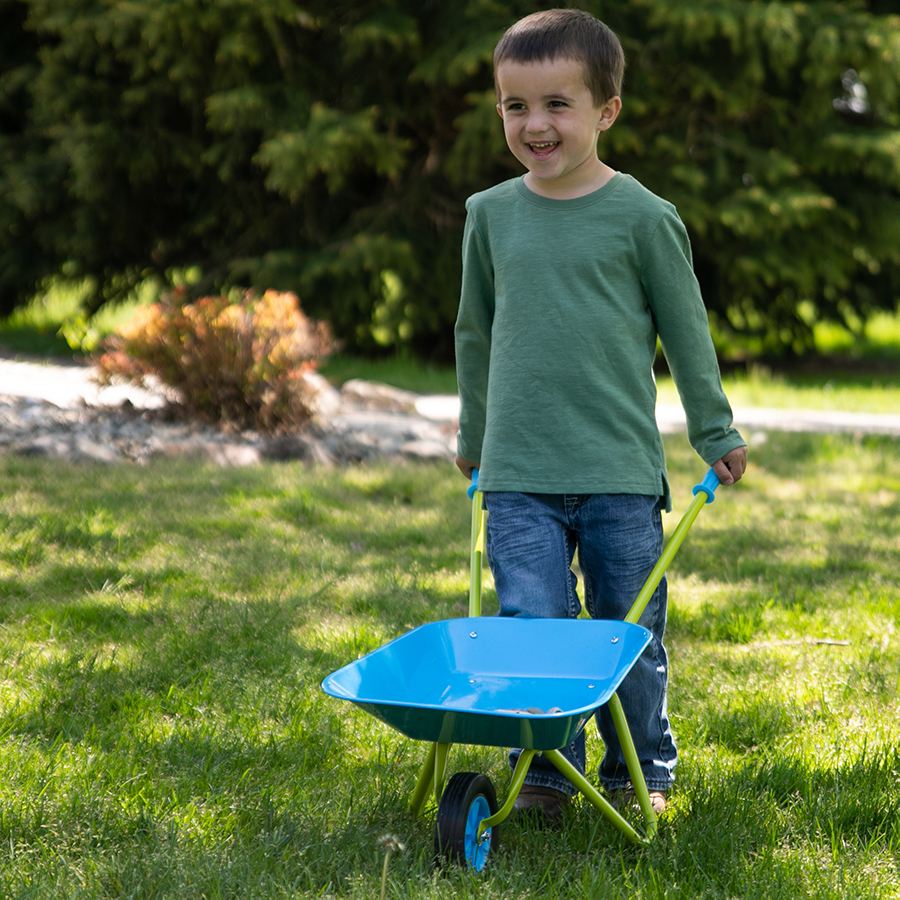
left=95, top=290, right=333, bottom=433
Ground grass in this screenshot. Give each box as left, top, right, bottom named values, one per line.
left=0, top=279, right=157, bottom=359
left=318, top=354, right=458, bottom=396
left=0, top=281, right=88, bottom=357
left=320, top=355, right=900, bottom=414
left=1, top=431, right=899, bottom=897
left=656, top=368, right=900, bottom=415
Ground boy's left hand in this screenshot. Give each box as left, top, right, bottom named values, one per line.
left=712, top=446, right=747, bottom=486
left=455, top=454, right=478, bottom=480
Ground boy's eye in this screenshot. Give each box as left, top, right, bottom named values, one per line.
left=549, top=100, right=567, bottom=108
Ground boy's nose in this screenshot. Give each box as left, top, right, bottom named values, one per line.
left=525, top=112, right=550, bottom=133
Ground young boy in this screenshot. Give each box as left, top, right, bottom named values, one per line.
left=454, top=9, right=747, bottom=821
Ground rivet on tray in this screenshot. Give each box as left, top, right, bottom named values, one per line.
left=469, top=632, right=478, bottom=638
left=588, top=684, right=595, bottom=689
left=611, top=636, right=619, bottom=643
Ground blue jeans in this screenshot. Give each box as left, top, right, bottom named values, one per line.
left=484, top=491, right=676, bottom=796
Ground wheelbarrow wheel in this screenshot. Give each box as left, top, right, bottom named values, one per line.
left=434, top=772, right=499, bottom=871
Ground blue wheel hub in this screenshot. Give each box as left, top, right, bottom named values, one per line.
left=464, top=795, right=493, bottom=871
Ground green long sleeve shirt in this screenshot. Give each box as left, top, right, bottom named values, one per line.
left=454, top=173, right=745, bottom=511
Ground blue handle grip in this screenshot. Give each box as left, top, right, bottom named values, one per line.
left=692, top=468, right=720, bottom=503
left=467, top=468, right=480, bottom=499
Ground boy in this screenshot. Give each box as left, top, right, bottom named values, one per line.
left=454, top=9, right=747, bottom=822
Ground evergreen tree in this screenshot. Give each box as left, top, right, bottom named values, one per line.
left=1, top=0, right=899, bottom=358
left=609, top=0, right=900, bottom=354
left=0, top=0, right=44, bottom=313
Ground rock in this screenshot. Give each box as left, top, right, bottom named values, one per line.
left=16, top=434, right=75, bottom=459
left=74, top=436, right=122, bottom=464
left=262, top=431, right=336, bottom=465
left=301, top=370, right=343, bottom=420
left=399, top=439, right=456, bottom=459
left=340, top=379, right=420, bottom=413
left=151, top=440, right=263, bottom=467
left=0, top=375, right=458, bottom=468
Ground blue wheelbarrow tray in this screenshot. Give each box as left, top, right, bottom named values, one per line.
left=321, top=616, right=652, bottom=752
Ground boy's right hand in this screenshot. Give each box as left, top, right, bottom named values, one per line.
left=455, top=455, right=478, bottom=479
left=712, top=446, right=747, bottom=486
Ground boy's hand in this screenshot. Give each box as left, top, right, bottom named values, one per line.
left=712, top=446, right=747, bottom=486
left=455, top=455, right=478, bottom=479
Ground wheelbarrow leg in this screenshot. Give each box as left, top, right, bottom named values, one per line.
left=410, top=743, right=437, bottom=817
left=410, top=742, right=453, bottom=817
left=476, top=748, right=538, bottom=832
left=433, top=742, right=452, bottom=804
left=608, top=692, right=659, bottom=838
left=542, top=749, right=647, bottom=843
left=542, top=696, right=658, bottom=844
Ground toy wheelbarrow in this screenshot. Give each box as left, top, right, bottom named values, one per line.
left=322, top=469, right=722, bottom=870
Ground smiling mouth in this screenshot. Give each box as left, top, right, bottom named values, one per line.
left=527, top=141, right=559, bottom=158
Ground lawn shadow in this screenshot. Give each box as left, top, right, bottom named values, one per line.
left=677, top=745, right=900, bottom=850
left=0, top=586, right=349, bottom=752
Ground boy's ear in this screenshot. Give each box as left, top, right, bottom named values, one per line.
left=597, top=96, right=622, bottom=132
left=496, top=102, right=504, bottom=119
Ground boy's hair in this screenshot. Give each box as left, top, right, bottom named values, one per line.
left=493, top=8, right=625, bottom=106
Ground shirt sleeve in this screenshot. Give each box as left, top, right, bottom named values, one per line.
left=454, top=207, right=495, bottom=465
left=641, top=208, right=747, bottom=465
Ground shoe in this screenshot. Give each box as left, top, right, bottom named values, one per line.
left=611, top=787, right=667, bottom=816
left=512, top=784, right=570, bottom=824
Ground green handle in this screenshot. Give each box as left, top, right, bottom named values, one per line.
left=468, top=489, right=485, bottom=617
left=625, top=471, right=719, bottom=624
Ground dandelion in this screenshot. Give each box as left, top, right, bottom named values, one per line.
left=378, top=833, right=406, bottom=900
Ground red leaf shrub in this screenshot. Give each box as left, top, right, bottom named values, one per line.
left=95, top=290, right=334, bottom=432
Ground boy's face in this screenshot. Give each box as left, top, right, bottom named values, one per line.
left=495, top=56, right=620, bottom=199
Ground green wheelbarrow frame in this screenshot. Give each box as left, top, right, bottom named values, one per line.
left=408, top=468, right=722, bottom=845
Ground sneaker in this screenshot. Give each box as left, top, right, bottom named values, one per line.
left=512, top=784, right=570, bottom=824
left=611, top=787, right=667, bottom=816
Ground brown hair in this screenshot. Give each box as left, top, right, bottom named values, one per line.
left=493, top=9, right=625, bottom=106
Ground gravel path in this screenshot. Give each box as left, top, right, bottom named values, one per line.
left=1, top=356, right=898, bottom=469
left=5, top=356, right=900, bottom=433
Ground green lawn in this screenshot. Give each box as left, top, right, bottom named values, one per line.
left=656, top=368, right=900, bottom=415
left=1, top=431, right=898, bottom=898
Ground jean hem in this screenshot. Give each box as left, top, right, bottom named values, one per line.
left=600, top=778, right=673, bottom=793
left=522, top=772, right=581, bottom=798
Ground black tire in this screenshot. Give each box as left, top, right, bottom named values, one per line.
left=434, top=772, right=499, bottom=870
